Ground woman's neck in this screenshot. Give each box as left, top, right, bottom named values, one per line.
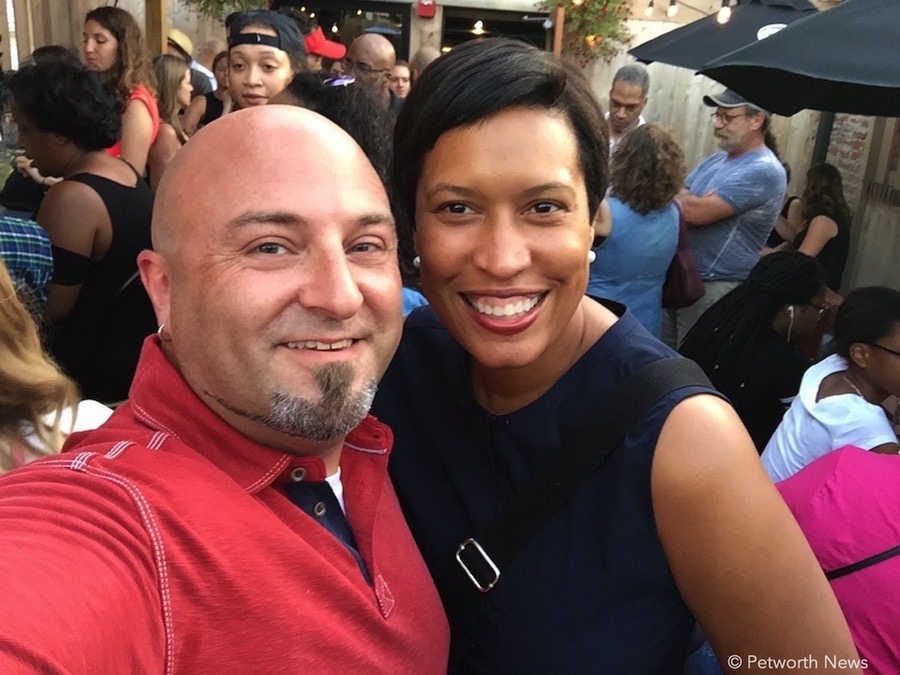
left=470, top=299, right=614, bottom=415
left=842, top=365, right=886, bottom=406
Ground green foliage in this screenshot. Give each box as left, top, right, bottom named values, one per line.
left=540, top=0, right=633, bottom=66
left=181, top=0, right=266, bottom=21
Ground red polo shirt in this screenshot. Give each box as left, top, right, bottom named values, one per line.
left=0, top=337, right=449, bottom=674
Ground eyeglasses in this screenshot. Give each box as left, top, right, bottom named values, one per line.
left=710, top=111, right=749, bottom=124
left=868, top=342, right=900, bottom=359
left=342, top=57, right=391, bottom=77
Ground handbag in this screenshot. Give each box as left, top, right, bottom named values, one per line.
left=662, top=204, right=705, bottom=309
left=438, top=357, right=714, bottom=621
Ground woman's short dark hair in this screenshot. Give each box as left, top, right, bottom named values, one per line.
left=834, top=286, right=900, bottom=358
left=10, top=61, right=121, bottom=152
left=609, top=124, right=685, bottom=214
left=392, top=38, right=609, bottom=235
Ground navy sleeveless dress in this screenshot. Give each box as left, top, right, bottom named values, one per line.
left=371, top=301, right=716, bottom=674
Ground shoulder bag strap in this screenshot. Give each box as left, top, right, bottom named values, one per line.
left=440, top=357, right=713, bottom=621
left=825, top=544, right=900, bottom=580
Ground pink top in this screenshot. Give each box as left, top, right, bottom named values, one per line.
left=777, top=447, right=900, bottom=674
left=106, top=84, right=161, bottom=161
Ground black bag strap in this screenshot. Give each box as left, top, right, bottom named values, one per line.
left=440, top=357, right=713, bottom=621
left=824, top=544, right=900, bottom=581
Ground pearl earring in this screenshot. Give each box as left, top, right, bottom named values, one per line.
left=587, top=250, right=596, bottom=264
left=413, top=256, right=421, bottom=269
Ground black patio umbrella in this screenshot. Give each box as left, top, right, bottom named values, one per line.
left=628, top=0, right=817, bottom=72
left=700, top=0, right=900, bottom=117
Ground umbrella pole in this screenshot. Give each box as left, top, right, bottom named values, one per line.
left=811, top=112, right=835, bottom=166
left=552, top=4, right=565, bottom=56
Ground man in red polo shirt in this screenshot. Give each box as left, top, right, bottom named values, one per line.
left=0, top=105, right=449, bottom=673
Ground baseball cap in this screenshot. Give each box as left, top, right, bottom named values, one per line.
left=304, top=26, right=346, bottom=60
left=228, top=10, right=306, bottom=59
left=703, top=88, right=769, bottom=116
left=167, top=28, right=194, bottom=60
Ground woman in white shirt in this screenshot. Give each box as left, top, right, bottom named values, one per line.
left=762, top=286, right=900, bottom=481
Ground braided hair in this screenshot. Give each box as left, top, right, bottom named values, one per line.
left=680, top=251, right=825, bottom=403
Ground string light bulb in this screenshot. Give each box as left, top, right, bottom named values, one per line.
left=717, top=0, right=732, bottom=24
left=645, top=0, right=654, bottom=16
left=667, top=0, right=678, bottom=17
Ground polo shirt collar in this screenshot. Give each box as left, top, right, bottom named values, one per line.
left=126, top=337, right=391, bottom=493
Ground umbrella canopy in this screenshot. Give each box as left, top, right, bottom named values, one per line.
left=628, top=0, right=817, bottom=72
left=700, top=0, right=900, bottom=117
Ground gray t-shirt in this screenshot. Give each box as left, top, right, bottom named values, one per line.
left=685, top=147, right=786, bottom=281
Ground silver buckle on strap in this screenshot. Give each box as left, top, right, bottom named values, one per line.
left=455, top=538, right=500, bottom=592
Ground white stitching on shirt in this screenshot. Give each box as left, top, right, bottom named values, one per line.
left=79, top=465, right=177, bottom=675
left=344, top=442, right=387, bottom=455
left=244, top=454, right=291, bottom=493
left=132, top=401, right=181, bottom=440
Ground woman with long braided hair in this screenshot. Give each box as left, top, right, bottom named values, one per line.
left=680, top=251, right=827, bottom=451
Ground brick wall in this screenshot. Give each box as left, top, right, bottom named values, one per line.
left=825, top=113, right=873, bottom=210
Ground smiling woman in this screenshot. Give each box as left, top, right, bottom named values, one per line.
left=371, top=37, right=861, bottom=674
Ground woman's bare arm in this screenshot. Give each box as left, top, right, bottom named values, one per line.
left=652, top=395, right=860, bottom=673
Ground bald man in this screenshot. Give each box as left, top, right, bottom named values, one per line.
left=0, top=107, right=449, bottom=673
left=344, top=33, right=397, bottom=111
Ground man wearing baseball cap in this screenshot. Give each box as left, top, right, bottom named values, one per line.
left=305, top=25, right=346, bottom=72
left=671, top=88, right=787, bottom=345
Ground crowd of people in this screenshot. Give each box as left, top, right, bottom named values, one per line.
left=0, top=5, right=896, bottom=673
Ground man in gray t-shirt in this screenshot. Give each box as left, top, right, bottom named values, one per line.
left=671, top=89, right=786, bottom=346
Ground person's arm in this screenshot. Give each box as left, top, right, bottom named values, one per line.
left=148, top=125, right=183, bottom=193
left=870, top=442, right=899, bottom=454
left=676, top=192, right=735, bottom=228
left=15, top=155, right=62, bottom=187
left=652, top=395, right=860, bottom=672
left=796, top=215, right=838, bottom=258
left=182, top=94, right=207, bottom=136
left=119, top=98, right=155, bottom=176
left=36, top=181, right=108, bottom=321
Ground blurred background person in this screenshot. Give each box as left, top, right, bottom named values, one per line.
left=781, top=163, right=852, bottom=293
left=680, top=252, right=827, bottom=452
left=343, top=34, right=396, bottom=112
left=0, top=259, right=110, bottom=475
left=587, top=124, right=683, bottom=337
left=183, top=51, right=230, bottom=135
left=148, top=54, right=192, bottom=192
left=166, top=27, right=212, bottom=99
left=762, top=286, right=900, bottom=481
left=408, top=46, right=439, bottom=86
left=777, top=446, right=900, bottom=674
left=82, top=6, right=158, bottom=176
left=389, top=59, right=410, bottom=101
left=10, top=60, right=156, bottom=403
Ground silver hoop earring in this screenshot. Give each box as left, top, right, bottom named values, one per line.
left=157, top=323, right=166, bottom=338
left=412, top=256, right=421, bottom=269
left=587, top=250, right=596, bottom=264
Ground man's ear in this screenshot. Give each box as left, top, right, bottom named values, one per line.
left=138, top=249, right=171, bottom=329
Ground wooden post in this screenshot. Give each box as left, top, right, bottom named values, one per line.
left=145, top=0, right=168, bottom=56
left=552, top=4, right=564, bottom=56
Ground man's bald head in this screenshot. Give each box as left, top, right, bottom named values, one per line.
left=152, top=106, right=385, bottom=258
left=345, top=34, right=395, bottom=102
left=139, top=105, right=401, bottom=456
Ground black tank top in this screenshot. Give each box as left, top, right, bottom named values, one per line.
left=200, top=91, right=225, bottom=128
left=49, top=170, right=156, bottom=402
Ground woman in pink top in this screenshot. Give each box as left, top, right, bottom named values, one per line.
left=83, top=6, right=159, bottom=175
left=778, top=447, right=900, bottom=674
